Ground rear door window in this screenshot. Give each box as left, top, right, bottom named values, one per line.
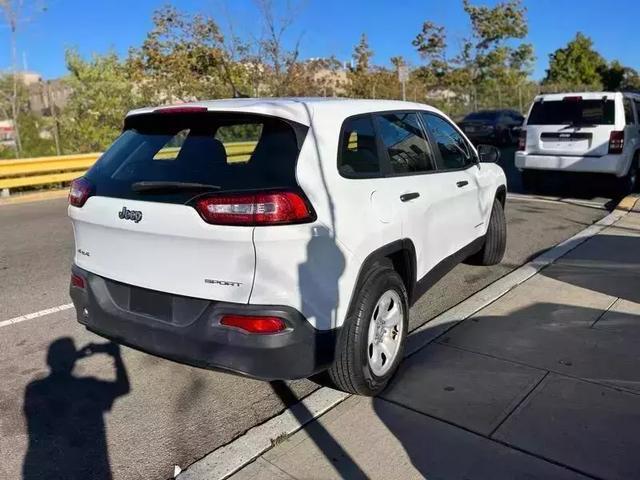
left=528, top=98, right=615, bottom=126
left=374, top=112, right=435, bottom=174
left=86, top=113, right=305, bottom=203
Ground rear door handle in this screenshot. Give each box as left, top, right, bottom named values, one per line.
left=400, top=192, right=420, bottom=202
left=456, top=181, right=469, bottom=188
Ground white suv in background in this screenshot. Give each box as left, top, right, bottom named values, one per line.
left=68, top=98, right=507, bottom=395
left=516, top=92, right=640, bottom=192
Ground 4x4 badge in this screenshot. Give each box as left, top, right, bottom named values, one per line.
left=118, top=206, right=143, bottom=223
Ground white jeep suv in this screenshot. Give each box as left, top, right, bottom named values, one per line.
left=68, top=98, right=507, bottom=395
left=515, top=92, right=640, bottom=192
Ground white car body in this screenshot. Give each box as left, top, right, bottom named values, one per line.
left=68, top=98, right=506, bottom=381
left=515, top=91, right=640, bottom=178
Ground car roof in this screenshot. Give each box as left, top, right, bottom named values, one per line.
left=126, top=97, right=442, bottom=127
left=534, top=91, right=626, bottom=102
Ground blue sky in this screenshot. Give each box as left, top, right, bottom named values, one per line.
left=0, top=0, right=638, bottom=80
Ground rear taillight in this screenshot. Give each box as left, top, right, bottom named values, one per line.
left=609, top=131, right=625, bottom=154
left=69, top=178, right=93, bottom=207
left=71, top=273, right=85, bottom=289
left=220, top=315, right=286, bottom=334
left=517, top=130, right=527, bottom=151
left=195, top=191, right=313, bottom=226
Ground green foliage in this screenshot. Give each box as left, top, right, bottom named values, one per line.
left=543, top=33, right=605, bottom=89
left=412, top=0, right=535, bottom=117
left=127, top=5, right=237, bottom=103
left=598, top=61, right=640, bottom=92
left=60, top=49, right=143, bottom=153
left=0, top=74, right=57, bottom=158
left=347, top=34, right=375, bottom=98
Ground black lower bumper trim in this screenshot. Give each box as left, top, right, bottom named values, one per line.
left=69, top=266, right=338, bottom=381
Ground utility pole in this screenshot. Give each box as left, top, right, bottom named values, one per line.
left=398, top=65, right=408, bottom=102
left=45, top=80, right=61, bottom=155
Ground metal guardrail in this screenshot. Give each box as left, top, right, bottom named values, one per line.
left=0, top=141, right=257, bottom=197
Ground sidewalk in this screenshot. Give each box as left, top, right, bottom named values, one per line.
left=228, top=207, right=640, bottom=480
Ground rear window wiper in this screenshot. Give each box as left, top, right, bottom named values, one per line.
left=131, top=181, right=222, bottom=193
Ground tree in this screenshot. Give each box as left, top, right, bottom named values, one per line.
left=128, top=5, right=237, bottom=104
left=413, top=0, right=535, bottom=115
left=0, top=0, right=25, bottom=156
left=0, top=75, right=56, bottom=159
left=599, top=61, right=640, bottom=91
left=543, top=32, right=605, bottom=89
left=347, top=33, right=374, bottom=98
left=60, top=49, right=143, bottom=153
left=253, top=0, right=305, bottom=96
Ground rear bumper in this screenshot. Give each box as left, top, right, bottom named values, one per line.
left=515, top=152, right=628, bottom=177
left=69, top=265, right=338, bottom=380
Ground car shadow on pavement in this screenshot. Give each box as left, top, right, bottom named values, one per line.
left=22, top=337, right=130, bottom=480
left=374, top=297, right=640, bottom=479
left=541, top=233, right=640, bottom=304
left=270, top=382, right=367, bottom=478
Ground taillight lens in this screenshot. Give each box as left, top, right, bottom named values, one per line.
left=71, top=273, right=85, bottom=289
left=517, top=130, right=527, bottom=151
left=220, top=315, right=286, bottom=334
left=69, top=178, right=93, bottom=207
left=609, top=131, right=625, bottom=154
left=195, top=191, right=313, bottom=226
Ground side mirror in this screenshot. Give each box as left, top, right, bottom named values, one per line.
left=477, top=144, right=500, bottom=163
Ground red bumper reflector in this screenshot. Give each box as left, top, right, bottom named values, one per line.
left=220, top=315, right=286, bottom=334
left=71, top=273, right=85, bottom=289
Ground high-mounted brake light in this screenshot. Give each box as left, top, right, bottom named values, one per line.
left=563, top=96, right=583, bottom=102
left=69, top=178, right=93, bottom=207
left=195, top=191, right=313, bottom=226
left=609, top=131, right=625, bottom=154
left=220, top=315, right=286, bottom=334
left=154, top=106, right=208, bottom=114
left=517, top=130, right=527, bottom=151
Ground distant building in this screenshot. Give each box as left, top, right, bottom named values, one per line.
left=28, top=78, right=71, bottom=116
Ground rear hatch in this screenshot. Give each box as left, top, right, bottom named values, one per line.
left=69, top=108, right=307, bottom=303
left=525, top=95, right=617, bottom=157
left=459, top=112, right=498, bottom=136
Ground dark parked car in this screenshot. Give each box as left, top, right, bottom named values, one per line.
left=458, top=109, right=524, bottom=146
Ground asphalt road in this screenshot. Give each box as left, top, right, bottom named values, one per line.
left=0, top=151, right=616, bottom=480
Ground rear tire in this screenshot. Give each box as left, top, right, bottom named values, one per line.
left=467, top=198, right=506, bottom=266
left=618, top=157, right=638, bottom=195
left=328, top=264, right=408, bottom=396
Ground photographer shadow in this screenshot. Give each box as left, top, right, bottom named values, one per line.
left=22, top=337, right=130, bottom=480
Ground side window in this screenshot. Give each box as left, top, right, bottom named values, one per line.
left=339, top=115, right=381, bottom=177
left=634, top=100, right=640, bottom=125
left=421, top=113, right=472, bottom=170
left=374, top=112, right=435, bottom=174
left=624, top=98, right=635, bottom=126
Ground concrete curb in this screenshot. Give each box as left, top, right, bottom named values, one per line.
left=175, top=194, right=636, bottom=480
left=0, top=189, right=68, bottom=206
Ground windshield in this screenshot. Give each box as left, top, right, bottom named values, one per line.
left=528, top=99, right=615, bottom=126
left=85, top=112, right=306, bottom=203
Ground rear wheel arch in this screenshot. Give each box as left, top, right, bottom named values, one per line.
left=346, top=240, right=417, bottom=318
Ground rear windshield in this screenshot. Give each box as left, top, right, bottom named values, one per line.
left=86, top=112, right=306, bottom=203
left=464, top=111, right=499, bottom=121
left=528, top=99, right=615, bottom=126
